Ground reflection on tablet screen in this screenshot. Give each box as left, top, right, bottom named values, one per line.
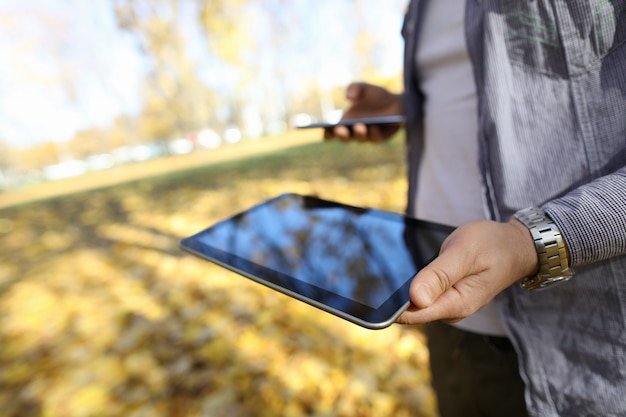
left=194, top=195, right=433, bottom=308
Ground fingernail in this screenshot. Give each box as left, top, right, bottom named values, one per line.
left=415, top=284, right=433, bottom=308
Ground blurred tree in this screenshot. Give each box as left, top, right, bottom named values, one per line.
left=112, top=0, right=225, bottom=141
left=197, top=0, right=297, bottom=131
left=0, top=140, right=15, bottom=175
left=197, top=0, right=255, bottom=66
left=110, top=0, right=404, bottom=141
left=67, top=128, right=111, bottom=160
left=15, top=142, right=60, bottom=171
left=352, top=0, right=403, bottom=93
left=111, top=0, right=349, bottom=138
left=109, top=115, right=141, bottom=149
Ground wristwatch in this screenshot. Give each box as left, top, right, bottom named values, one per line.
left=513, top=207, right=574, bottom=291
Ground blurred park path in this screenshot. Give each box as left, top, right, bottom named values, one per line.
left=0, top=130, right=320, bottom=210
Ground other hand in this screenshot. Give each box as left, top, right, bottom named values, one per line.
left=324, top=82, right=404, bottom=143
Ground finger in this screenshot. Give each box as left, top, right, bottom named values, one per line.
left=367, top=125, right=383, bottom=143
left=333, top=125, right=352, bottom=142
left=368, top=125, right=390, bottom=143
left=351, top=123, right=368, bottom=142
left=377, top=124, right=400, bottom=141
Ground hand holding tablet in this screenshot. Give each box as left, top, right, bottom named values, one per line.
left=180, top=193, right=453, bottom=329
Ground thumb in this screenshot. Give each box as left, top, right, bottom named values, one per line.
left=346, top=82, right=366, bottom=101
left=409, top=245, right=468, bottom=309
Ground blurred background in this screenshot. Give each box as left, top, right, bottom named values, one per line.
left=0, top=0, right=405, bottom=185
left=0, top=1, right=440, bottom=416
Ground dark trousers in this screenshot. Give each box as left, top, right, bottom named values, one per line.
left=425, top=321, right=529, bottom=417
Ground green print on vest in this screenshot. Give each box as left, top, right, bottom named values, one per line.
left=498, top=0, right=626, bottom=77
left=504, top=10, right=560, bottom=48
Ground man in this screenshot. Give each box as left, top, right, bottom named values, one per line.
left=326, top=1, right=626, bottom=416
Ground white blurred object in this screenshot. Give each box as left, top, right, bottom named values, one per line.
left=168, top=138, right=194, bottom=154
left=197, top=129, right=222, bottom=148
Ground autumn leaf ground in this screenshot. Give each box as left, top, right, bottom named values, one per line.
left=0, top=132, right=439, bottom=417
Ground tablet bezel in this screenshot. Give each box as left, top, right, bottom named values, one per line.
left=179, top=193, right=454, bottom=329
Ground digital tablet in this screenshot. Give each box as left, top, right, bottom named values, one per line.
left=296, top=115, right=405, bottom=130
left=180, top=193, right=454, bottom=329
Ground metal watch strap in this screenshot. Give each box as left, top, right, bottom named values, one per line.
left=513, top=207, right=573, bottom=291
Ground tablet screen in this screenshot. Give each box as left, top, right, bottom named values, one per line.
left=180, top=193, right=454, bottom=329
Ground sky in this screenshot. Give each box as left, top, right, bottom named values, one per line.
left=0, top=0, right=146, bottom=148
left=0, top=0, right=406, bottom=149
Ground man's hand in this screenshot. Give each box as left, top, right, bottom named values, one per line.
left=396, top=219, right=539, bottom=325
left=325, top=82, right=404, bottom=143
